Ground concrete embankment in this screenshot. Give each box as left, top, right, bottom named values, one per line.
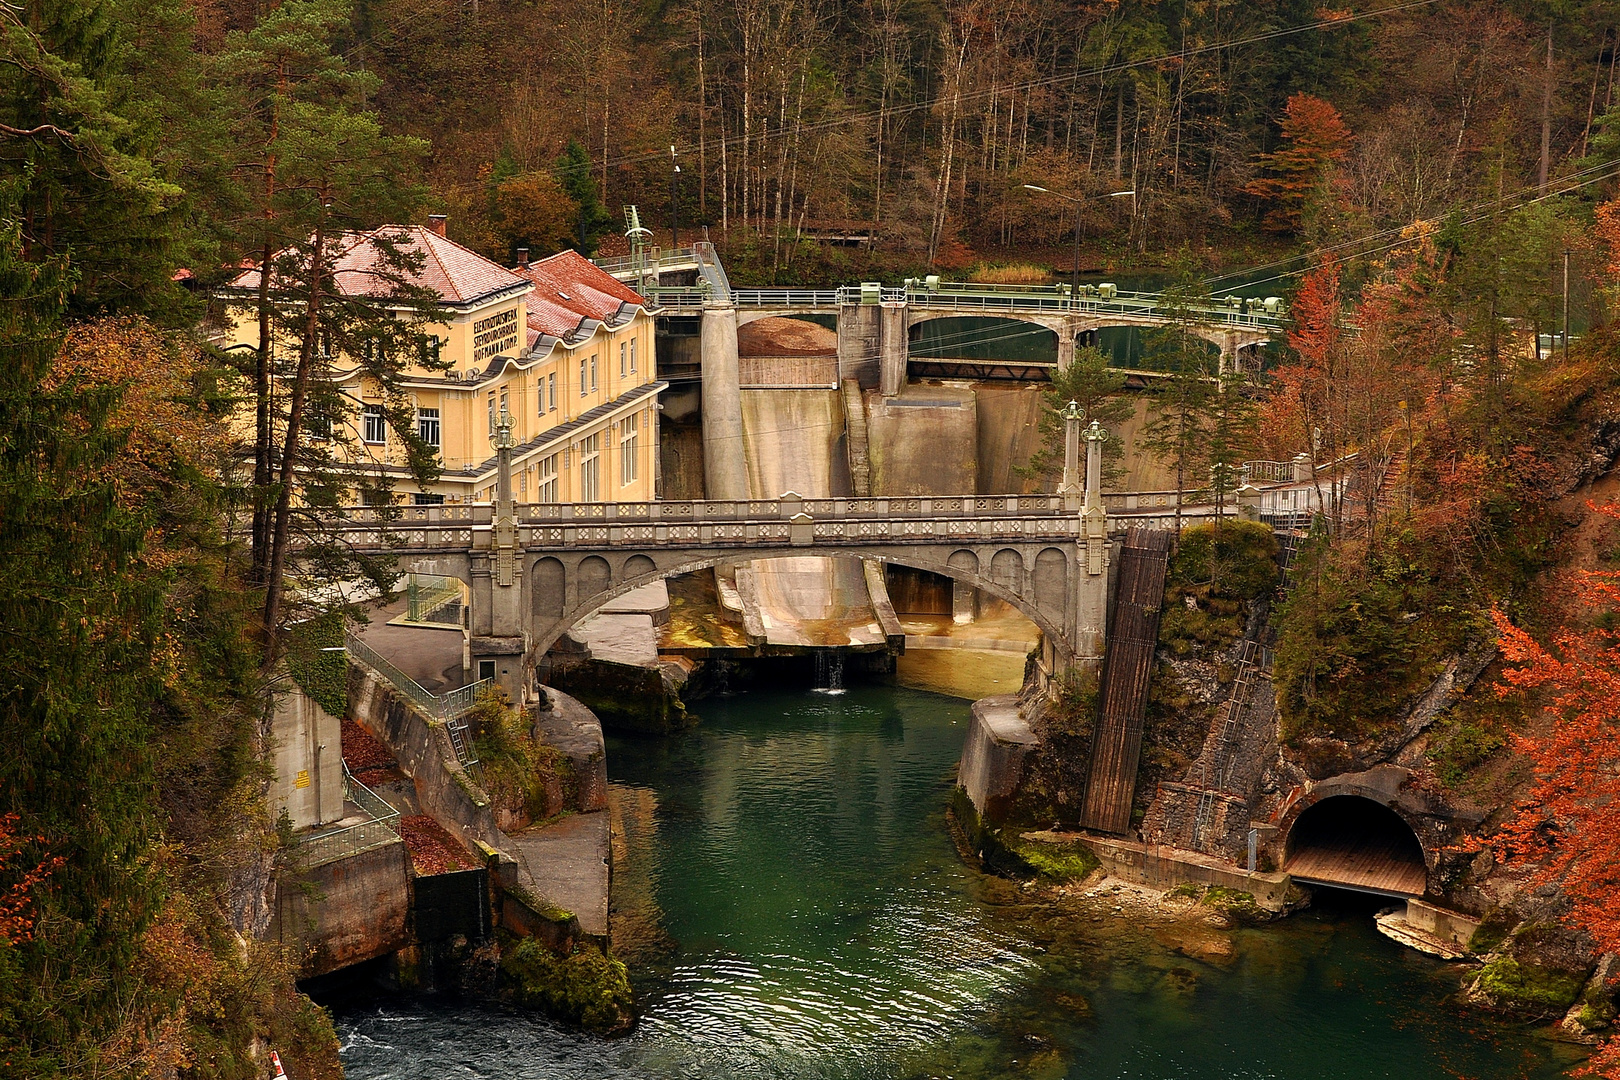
left=277, top=663, right=616, bottom=992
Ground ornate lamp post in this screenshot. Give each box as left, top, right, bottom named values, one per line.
left=1059, top=398, right=1084, bottom=506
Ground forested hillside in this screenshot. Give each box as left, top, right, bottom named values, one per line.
left=206, top=0, right=1620, bottom=273
left=7, top=0, right=1620, bottom=1073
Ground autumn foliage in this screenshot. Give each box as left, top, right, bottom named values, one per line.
left=1492, top=506, right=1620, bottom=1075
left=0, top=815, right=59, bottom=946
left=1243, top=93, right=1353, bottom=233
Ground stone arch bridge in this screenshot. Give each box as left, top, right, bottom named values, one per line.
left=331, top=493, right=1228, bottom=705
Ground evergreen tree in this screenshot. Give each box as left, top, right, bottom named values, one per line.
left=555, top=139, right=614, bottom=254
left=1020, top=345, right=1135, bottom=487
left=1139, top=282, right=1218, bottom=535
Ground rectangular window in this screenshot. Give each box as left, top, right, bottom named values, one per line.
left=538, top=454, right=558, bottom=502
left=362, top=404, right=386, bottom=445
left=590, top=355, right=598, bottom=391
left=360, top=487, right=391, bottom=506
left=307, top=410, right=332, bottom=440
left=487, top=392, right=496, bottom=433
left=548, top=372, right=557, bottom=411
left=630, top=338, right=637, bottom=374
left=477, top=659, right=497, bottom=682
left=619, top=412, right=639, bottom=486
left=579, top=358, right=587, bottom=396
left=619, top=341, right=627, bottom=377
left=579, top=434, right=601, bottom=502
left=413, top=492, right=445, bottom=505
left=417, top=407, right=440, bottom=448
left=499, top=389, right=508, bottom=418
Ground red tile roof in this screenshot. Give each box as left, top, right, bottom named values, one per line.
left=228, top=226, right=529, bottom=308
left=515, top=250, right=649, bottom=341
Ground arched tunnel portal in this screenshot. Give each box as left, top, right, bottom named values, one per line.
left=1284, top=795, right=1428, bottom=898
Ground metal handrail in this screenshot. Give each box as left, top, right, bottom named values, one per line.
left=298, top=763, right=402, bottom=868
left=343, top=633, right=491, bottom=726
left=405, top=573, right=463, bottom=623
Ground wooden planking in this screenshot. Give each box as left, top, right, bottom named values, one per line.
left=1285, top=835, right=1427, bottom=897
left=1080, top=527, right=1173, bottom=834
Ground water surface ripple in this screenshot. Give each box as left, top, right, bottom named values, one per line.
left=335, top=684, right=1577, bottom=1080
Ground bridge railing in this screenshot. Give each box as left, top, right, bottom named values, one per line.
left=639, top=282, right=1287, bottom=330
left=592, top=246, right=702, bottom=275
left=297, top=763, right=402, bottom=868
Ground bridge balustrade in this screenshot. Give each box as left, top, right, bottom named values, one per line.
left=642, top=282, right=1287, bottom=330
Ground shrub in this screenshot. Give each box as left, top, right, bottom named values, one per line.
left=500, top=937, right=633, bottom=1033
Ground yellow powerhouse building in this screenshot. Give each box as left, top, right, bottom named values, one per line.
left=220, top=217, right=665, bottom=504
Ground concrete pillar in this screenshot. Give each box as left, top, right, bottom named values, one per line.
left=700, top=304, right=748, bottom=500
left=1057, top=401, right=1083, bottom=508
left=1073, top=420, right=1110, bottom=668
left=879, top=301, right=909, bottom=397
left=837, top=303, right=882, bottom=388
left=1057, top=324, right=1076, bottom=372
left=952, top=580, right=977, bottom=625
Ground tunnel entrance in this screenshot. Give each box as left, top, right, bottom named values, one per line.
left=1284, top=795, right=1427, bottom=898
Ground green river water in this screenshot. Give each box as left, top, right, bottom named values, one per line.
left=334, top=683, right=1582, bottom=1080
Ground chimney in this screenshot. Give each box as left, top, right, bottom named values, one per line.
left=428, top=214, right=448, bottom=237
left=517, top=247, right=530, bottom=268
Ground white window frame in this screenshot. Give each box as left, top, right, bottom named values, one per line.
left=548, top=372, right=557, bottom=411
left=619, top=412, right=640, bottom=486
left=416, top=406, right=440, bottom=448
left=619, top=341, right=627, bottom=378
left=630, top=337, right=637, bottom=374
left=579, top=434, right=601, bottom=502
left=579, top=358, right=587, bottom=396
left=538, top=454, right=559, bottom=502
left=362, top=404, right=387, bottom=445
left=590, top=354, right=598, bottom=391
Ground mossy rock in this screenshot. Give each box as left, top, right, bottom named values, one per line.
left=500, top=937, right=634, bottom=1034
left=1004, top=835, right=1101, bottom=883
left=1469, top=956, right=1586, bottom=1018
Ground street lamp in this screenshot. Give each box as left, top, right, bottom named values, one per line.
left=670, top=146, right=682, bottom=252
left=1023, top=184, right=1135, bottom=296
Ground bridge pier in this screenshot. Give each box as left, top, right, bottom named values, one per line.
left=837, top=298, right=882, bottom=389
left=1057, top=323, right=1076, bottom=372
left=880, top=301, right=909, bottom=397
left=700, top=304, right=749, bottom=500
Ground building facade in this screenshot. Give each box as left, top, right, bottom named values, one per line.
left=221, top=218, right=665, bottom=505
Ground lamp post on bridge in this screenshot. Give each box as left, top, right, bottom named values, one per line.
left=1059, top=398, right=1084, bottom=509
left=1023, top=184, right=1136, bottom=297
left=491, top=407, right=518, bottom=588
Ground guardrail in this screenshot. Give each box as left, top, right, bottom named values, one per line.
left=638, top=282, right=1288, bottom=329
left=298, top=764, right=402, bottom=868
left=592, top=245, right=702, bottom=275
left=343, top=633, right=491, bottom=759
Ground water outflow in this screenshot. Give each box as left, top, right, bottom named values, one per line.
left=333, top=685, right=1573, bottom=1080
left=812, top=649, right=845, bottom=693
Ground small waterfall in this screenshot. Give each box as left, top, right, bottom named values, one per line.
left=812, top=650, right=846, bottom=694
left=710, top=657, right=735, bottom=696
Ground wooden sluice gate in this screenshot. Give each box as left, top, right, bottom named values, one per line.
left=1079, top=527, right=1173, bottom=834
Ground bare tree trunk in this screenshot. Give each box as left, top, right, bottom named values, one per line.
left=697, top=0, right=708, bottom=217
left=1539, top=23, right=1553, bottom=195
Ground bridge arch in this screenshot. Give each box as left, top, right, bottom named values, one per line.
left=1282, top=792, right=1429, bottom=898
left=524, top=545, right=1071, bottom=674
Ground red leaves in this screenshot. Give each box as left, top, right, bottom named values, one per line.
left=0, top=814, right=62, bottom=946
left=1243, top=93, right=1353, bottom=233
left=1492, top=511, right=1620, bottom=961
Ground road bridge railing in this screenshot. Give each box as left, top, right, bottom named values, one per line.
left=319, top=492, right=1245, bottom=554
left=642, top=281, right=1287, bottom=331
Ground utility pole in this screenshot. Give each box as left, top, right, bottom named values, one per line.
left=1563, top=248, right=1572, bottom=361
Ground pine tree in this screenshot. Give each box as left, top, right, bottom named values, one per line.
left=556, top=139, right=614, bottom=254
left=1020, top=345, right=1135, bottom=487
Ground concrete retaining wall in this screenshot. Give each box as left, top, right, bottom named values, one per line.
left=272, top=840, right=411, bottom=977
left=1086, top=835, right=1295, bottom=910
left=958, top=695, right=1038, bottom=824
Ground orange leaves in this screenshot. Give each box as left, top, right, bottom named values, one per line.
left=0, top=815, right=61, bottom=946
left=1492, top=528, right=1620, bottom=965
left=1243, top=93, right=1353, bottom=233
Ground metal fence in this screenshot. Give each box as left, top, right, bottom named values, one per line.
left=298, top=764, right=402, bottom=868
left=343, top=632, right=491, bottom=763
